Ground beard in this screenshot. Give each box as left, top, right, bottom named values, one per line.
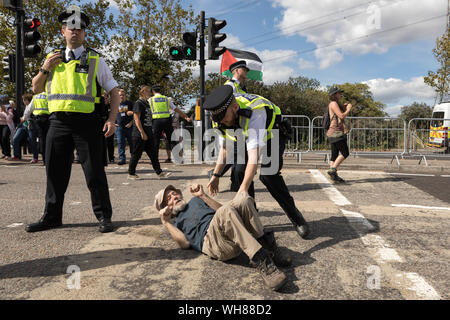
left=172, top=200, right=187, bottom=217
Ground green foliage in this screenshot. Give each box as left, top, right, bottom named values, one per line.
left=336, top=82, right=387, bottom=117
left=107, top=0, right=198, bottom=109
left=424, top=31, right=450, bottom=103
left=0, top=0, right=115, bottom=99
left=399, top=102, right=433, bottom=123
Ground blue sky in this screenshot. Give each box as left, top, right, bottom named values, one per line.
left=103, top=0, right=448, bottom=115
left=181, top=0, right=448, bottom=115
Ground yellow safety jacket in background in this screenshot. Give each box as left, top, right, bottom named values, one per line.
left=32, top=92, right=50, bottom=116
left=212, top=93, right=282, bottom=142
left=224, top=79, right=246, bottom=94
left=45, top=49, right=101, bottom=113
left=149, top=94, right=171, bottom=119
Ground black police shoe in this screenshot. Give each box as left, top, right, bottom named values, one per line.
left=26, top=219, right=62, bottom=233
left=99, top=218, right=114, bottom=233
left=294, top=223, right=310, bottom=239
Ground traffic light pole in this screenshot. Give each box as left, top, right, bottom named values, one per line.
left=15, top=0, right=24, bottom=113
left=199, top=10, right=206, bottom=162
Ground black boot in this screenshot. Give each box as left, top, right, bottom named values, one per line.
left=257, top=230, right=292, bottom=267
left=287, top=209, right=310, bottom=239
left=251, top=248, right=287, bottom=291
left=26, top=218, right=62, bottom=232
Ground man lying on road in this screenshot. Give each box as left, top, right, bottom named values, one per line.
left=154, top=184, right=291, bottom=291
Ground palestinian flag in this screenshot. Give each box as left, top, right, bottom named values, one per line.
left=220, top=49, right=263, bottom=81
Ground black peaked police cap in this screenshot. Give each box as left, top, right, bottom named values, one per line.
left=58, top=6, right=90, bottom=29
left=229, top=60, right=249, bottom=73
left=204, top=85, right=234, bottom=123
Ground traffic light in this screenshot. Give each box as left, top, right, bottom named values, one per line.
left=2, top=54, right=16, bottom=83
left=169, top=46, right=183, bottom=61
left=207, top=18, right=227, bottom=60
left=182, top=31, right=197, bottom=60
left=22, top=17, right=42, bottom=58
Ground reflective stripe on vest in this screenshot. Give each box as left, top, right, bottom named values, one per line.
left=32, top=92, right=50, bottom=116
left=224, top=80, right=246, bottom=94
left=212, top=93, right=281, bottom=142
left=46, top=50, right=99, bottom=113
left=149, top=95, right=170, bottom=119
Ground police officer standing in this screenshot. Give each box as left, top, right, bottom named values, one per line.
left=31, top=92, right=50, bottom=163
left=204, top=86, right=310, bottom=239
left=149, top=85, right=191, bottom=165
left=26, top=6, right=119, bottom=233
left=224, top=60, right=249, bottom=94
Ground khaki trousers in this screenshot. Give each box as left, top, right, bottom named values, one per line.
left=202, top=193, right=264, bottom=261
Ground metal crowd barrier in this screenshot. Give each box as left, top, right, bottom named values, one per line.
left=171, top=116, right=450, bottom=165
left=406, top=118, right=450, bottom=164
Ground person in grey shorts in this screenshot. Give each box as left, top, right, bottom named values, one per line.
left=154, top=184, right=291, bottom=291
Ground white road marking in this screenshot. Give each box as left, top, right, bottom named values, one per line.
left=392, top=204, right=450, bottom=211
left=394, top=273, right=441, bottom=300
left=310, top=169, right=441, bottom=299
left=440, top=175, right=450, bottom=178
left=122, top=182, right=130, bottom=185
left=389, top=173, right=435, bottom=177
left=70, top=201, right=82, bottom=205
left=6, top=223, right=24, bottom=228
left=309, top=170, right=351, bottom=206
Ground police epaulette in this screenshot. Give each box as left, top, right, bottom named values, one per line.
left=237, top=108, right=252, bottom=118
left=86, top=47, right=102, bottom=56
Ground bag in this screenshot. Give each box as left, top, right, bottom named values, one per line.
left=322, top=109, right=330, bottom=130
left=279, top=118, right=292, bottom=137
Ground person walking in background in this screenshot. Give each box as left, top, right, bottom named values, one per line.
left=30, top=92, right=50, bottom=163
left=149, top=85, right=191, bottom=165
left=116, top=88, right=134, bottom=165
left=104, top=91, right=115, bottom=164
left=127, top=85, right=171, bottom=180
left=326, top=87, right=352, bottom=183
left=11, top=93, right=39, bottom=162
left=0, top=103, right=12, bottom=159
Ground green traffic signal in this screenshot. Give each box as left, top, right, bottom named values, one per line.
left=169, top=46, right=183, bottom=61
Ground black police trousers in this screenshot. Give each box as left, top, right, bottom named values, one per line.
left=152, top=117, right=175, bottom=153
left=34, top=114, right=50, bottom=162
left=233, top=134, right=307, bottom=227
left=41, top=112, right=112, bottom=223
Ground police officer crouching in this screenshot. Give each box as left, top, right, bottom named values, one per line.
left=26, top=5, right=119, bottom=233
left=204, top=85, right=310, bottom=239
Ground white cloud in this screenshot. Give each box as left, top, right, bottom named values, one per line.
left=298, top=58, right=315, bottom=69
left=272, top=0, right=447, bottom=69
left=363, top=76, right=436, bottom=104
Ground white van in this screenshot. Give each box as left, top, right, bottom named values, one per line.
left=428, top=102, right=450, bottom=152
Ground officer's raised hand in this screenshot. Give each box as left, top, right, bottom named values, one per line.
left=43, top=52, right=63, bottom=71
left=207, top=176, right=220, bottom=197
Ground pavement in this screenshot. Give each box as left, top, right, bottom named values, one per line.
left=0, top=150, right=449, bottom=303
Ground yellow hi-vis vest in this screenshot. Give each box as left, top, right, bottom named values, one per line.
left=212, top=93, right=282, bottom=142
left=32, top=92, right=50, bottom=116
left=45, top=49, right=101, bottom=113
left=224, top=79, right=246, bottom=94
left=149, top=94, right=171, bottom=119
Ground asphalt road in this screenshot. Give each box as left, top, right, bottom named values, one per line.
left=0, top=159, right=448, bottom=303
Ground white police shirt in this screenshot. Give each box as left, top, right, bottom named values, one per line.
left=64, top=46, right=118, bottom=93
left=218, top=107, right=268, bottom=151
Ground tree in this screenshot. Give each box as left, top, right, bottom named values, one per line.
left=106, top=0, right=197, bottom=108
left=336, top=83, right=386, bottom=117
left=424, top=31, right=450, bottom=103
left=0, top=0, right=115, bottom=100
left=399, top=102, right=433, bottom=123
